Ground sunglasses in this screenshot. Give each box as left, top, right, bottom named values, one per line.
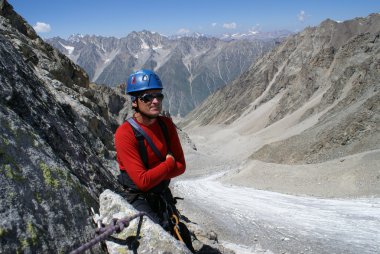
left=138, top=93, right=164, bottom=103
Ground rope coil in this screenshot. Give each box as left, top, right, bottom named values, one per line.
left=69, top=212, right=146, bottom=254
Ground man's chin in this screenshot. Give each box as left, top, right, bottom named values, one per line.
left=149, top=111, right=161, bottom=118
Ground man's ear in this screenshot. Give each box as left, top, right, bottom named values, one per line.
left=132, top=99, right=138, bottom=109
left=130, top=93, right=139, bottom=109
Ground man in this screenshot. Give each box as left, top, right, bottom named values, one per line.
left=114, top=69, right=186, bottom=226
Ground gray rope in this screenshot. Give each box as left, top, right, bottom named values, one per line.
left=70, top=212, right=146, bottom=254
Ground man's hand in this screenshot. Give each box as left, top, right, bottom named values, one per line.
left=166, top=152, right=175, bottom=162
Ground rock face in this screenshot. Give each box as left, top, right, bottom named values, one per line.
left=98, top=190, right=233, bottom=254
left=47, top=32, right=279, bottom=116
left=182, top=13, right=380, bottom=164
left=98, top=190, right=192, bottom=254
left=0, top=2, right=131, bottom=253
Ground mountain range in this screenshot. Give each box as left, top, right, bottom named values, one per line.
left=46, top=31, right=281, bottom=116
left=219, top=29, right=293, bottom=41
left=182, top=13, right=380, bottom=164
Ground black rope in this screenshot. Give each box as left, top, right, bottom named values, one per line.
left=69, top=212, right=146, bottom=254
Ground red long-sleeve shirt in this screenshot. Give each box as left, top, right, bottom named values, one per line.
left=114, top=116, right=186, bottom=192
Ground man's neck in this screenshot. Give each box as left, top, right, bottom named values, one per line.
left=134, top=112, right=157, bottom=126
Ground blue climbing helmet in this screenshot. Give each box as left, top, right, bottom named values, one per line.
left=126, top=69, right=163, bottom=95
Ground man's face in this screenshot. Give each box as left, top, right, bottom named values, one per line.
left=133, top=89, right=164, bottom=118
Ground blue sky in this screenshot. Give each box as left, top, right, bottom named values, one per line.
left=8, top=0, right=380, bottom=39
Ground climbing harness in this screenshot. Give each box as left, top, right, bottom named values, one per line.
left=69, top=212, right=146, bottom=254
left=159, top=192, right=195, bottom=252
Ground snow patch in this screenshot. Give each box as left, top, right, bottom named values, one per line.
left=140, top=39, right=149, bottom=49
left=176, top=173, right=380, bottom=252
left=58, top=42, right=74, bottom=55
left=92, top=49, right=120, bottom=81
left=153, top=45, right=162, bottom=50
left=221, top=241, right=272, bottom=254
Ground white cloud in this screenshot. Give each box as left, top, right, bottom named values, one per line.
left=33, top=22, right=51, bottom=33
left=223, top=22, right=237, bottom=29
left=177, top=28, right=190, bottom=34
left=211, top=22, right=217, bottom=27
left=298, top=10, right=306, bottom=22
left=249, top=23, right=261, bottom=33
